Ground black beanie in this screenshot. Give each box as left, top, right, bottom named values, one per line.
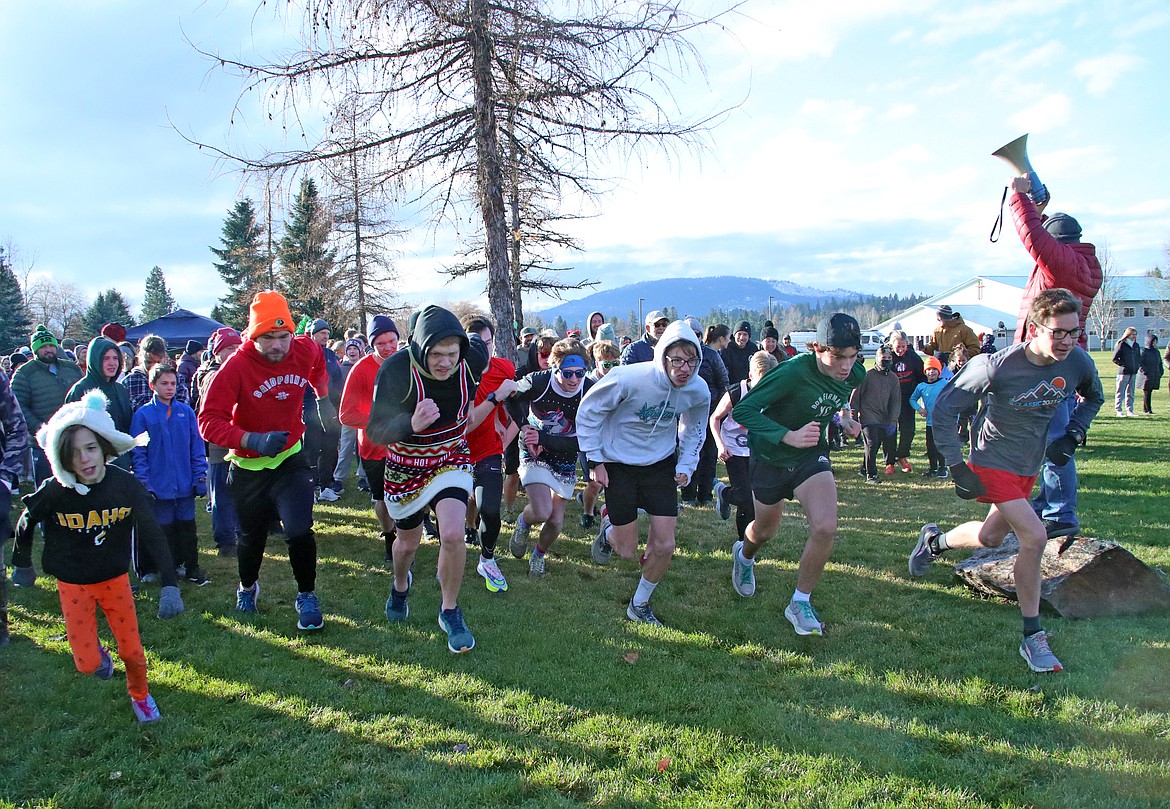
left=735, top=320, right=752, bottom=337
left=761, top=320, right=779, bottom=341
left=185, top=340, right=203, bottom=355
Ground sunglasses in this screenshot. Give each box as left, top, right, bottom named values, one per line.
left=557, top=367, right=587, bottom=378
left=538, top=351, right=551, bottom=358
left=600, top=360, right=620, bottom=369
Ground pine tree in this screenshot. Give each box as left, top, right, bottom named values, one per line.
left=141, top=266, right=177, bottom=322
left=0, top=244, right=33, bottom=354
left=210, top=198, right=268, bottom=329
left=80, top=290, right=136, bottom=341
left=278, top=178, right=338, bottom=323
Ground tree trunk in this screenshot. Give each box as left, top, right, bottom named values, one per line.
left=469, top=0, right=516, bottom=365
left=350, top=151, right=369, bottom=332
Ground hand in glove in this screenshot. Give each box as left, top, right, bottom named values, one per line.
left=245, top=431, right=290, bottom=457
left=157, top=585, right=185, bottom=619
left=11, top=566, right=37, bottom=588
left=948, top=463, right=986, bottom=500
left=316, top=396, right=338, bottom=426
left=193, top=478, right=208, bottom=497
left=1045, top=431, right=1082, bottom=467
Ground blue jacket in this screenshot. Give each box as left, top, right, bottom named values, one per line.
left=131, top=396, right=207, bottom=500
left=620, top=333, right=656, bottom=365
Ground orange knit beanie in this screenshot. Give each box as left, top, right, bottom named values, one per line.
left=246, top=291, right=295, bottom=339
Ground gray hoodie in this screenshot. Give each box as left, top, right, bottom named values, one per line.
left=576, top=320, right=711, bottom=483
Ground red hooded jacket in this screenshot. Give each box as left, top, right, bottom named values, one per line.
left=1010, top=191, right=1102, bottom=349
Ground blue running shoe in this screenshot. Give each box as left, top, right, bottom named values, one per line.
left=131, top=694, right=161, bottom=723
left=295, top=591, right=324, bottom=630
left=385, top=571, right=412, bottom=622
left=236, top=582, right=260, bottom=613
left=93, top=645, right=115, bottom=680
left=438, top=605, right=475, bottom=653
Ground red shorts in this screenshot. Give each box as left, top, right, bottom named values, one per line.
left=970, top=464, right=1038, bottom=505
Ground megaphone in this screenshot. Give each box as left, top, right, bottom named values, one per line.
left=992, top=134, right=1049, bottom=207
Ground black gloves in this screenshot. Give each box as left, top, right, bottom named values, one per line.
left=316, top=396, right=338, bottom=426
left=1045, top=430, right=1084, bottom=467
left=245, top=431, right=291, bottom=457
left=948, top=463, right=986, bottom=500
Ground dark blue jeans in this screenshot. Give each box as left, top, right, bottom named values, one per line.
left=208, top=461, right=240, bottom=549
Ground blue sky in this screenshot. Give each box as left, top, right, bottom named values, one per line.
left=2, top=1, right=1168, bottom=325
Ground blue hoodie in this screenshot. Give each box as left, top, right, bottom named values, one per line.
left=577, top=320, right=710, bottom=482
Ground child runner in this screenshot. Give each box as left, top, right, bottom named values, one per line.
left=365, top=305, right=489, bottom=653
left=577, top=321, right=710, bottom=626
left=576, top=338, right=620, bottom=527
left=10, top=392, right=184, bottom=722
left=460, top=313, right=518, bottom=592
left=730, top=314, right=864, bottom=636
left=131, top=365, right=210, bottom=585
left=710, top=350, right=778, bottom=540
left=506, top=338, right=593, bottom=577
left=339, top=315, right=401, bottom=565
left=909, top=289, right=1104, bottom=672
left=909, top=356, right=947, bottom=478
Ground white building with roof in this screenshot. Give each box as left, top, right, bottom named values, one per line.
left=873, top=276, right=1027, bottom=349
left=874, top=274, right=1170, bottom=352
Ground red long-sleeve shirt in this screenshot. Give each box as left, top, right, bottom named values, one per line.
left=197, top=336, right=328, bottom=458
left=338, top=352, right=387, bottom=461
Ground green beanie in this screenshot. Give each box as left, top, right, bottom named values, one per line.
left=30, top=325, right=59, bottom=353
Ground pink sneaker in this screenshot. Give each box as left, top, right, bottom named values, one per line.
left=131, top=694, right=161, bottom=723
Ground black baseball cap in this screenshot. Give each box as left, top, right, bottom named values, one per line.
left=816, top=313, right=861, bottom=350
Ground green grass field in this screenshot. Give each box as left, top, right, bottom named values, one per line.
left=3, top=353, right=1168, bottom=808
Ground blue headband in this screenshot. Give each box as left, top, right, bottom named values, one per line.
left=558, top=354, right=587, bottom=370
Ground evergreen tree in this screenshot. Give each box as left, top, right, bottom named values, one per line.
left=278, top=178, right=338, bottom=323
left=210, top=198, right=268, bottom=329
left=81, top=289, right=136, bottom=341
left=0, top=244, right=33, bottom=354
left=141, top=266, right=177, bottom=322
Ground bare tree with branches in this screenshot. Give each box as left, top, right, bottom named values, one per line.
left=189, top=0, right=740, bottom=361
left=24, top=277, right=88, bottom=339
left=1087, top=242, right=1123, bottom=350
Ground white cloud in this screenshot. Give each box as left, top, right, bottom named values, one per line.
left=1073, top=53, right=1142, bottom=95
left=1007, top=94, right=1072, bottom=132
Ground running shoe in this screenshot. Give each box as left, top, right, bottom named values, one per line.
left=714, top=481, right=731, bottom=521
left=295, top=591, right=324, bottom=631
left=909, top=523, right=941, bottom=577
left=731, top=540, right=756, bottom=597
left=385, top=571, right=412, bottom=622
left=236, top=582, right=260, bottom=613
left=510, top=514, right=530, bottom=559
left=591, top=515, right=613, bottom=565
left=883, top=464, right=896, bottom=476
left=784, top=600, right=824, bottom=636
left=317, top=487, right=340, bottom=502
left=185, top=568, right=212, bottom=587
left=1020, top=631, right=1064, bottom=673
left=899, top=458, right=913, bottom=473
left=131, top=694, right=161, bottom=723
left=626, top=599, right=664, bottom=627
left=476, top=556, right=509, bottom=592
left=579, top=512, right=595, bottom=529
left=528, top=552, right=546, bottom=577
left=465, top=525, right=480, bottom=547
left=438, top=606, right=475, bottom=653
left=94, top=645, right=115, bottom=680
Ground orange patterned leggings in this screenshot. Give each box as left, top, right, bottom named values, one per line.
left=57, top=575, right=149, bottom=701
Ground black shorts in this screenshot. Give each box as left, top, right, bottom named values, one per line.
left=395, top=487, right=469, bottom=530
left=361, top=457, right=386, bottom=504
left=504, top=436, right=520, bottom=475
left=604, top=454, right=677, bottom=526
left=750, top=451, right=833, bottom=505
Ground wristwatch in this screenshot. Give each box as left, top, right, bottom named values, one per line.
left=486, top=391, right=498, bottom=404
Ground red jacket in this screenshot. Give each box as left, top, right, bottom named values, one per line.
left=466, top=356, right=515, bottom=463
left=197, top=336, right=328, bottom=457
left=339, top=352, right=388, bottom=461
left=1010, top=191, right=1102, bottom=349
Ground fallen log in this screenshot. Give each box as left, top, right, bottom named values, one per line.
left=952, top=535, right=1170, bottom=619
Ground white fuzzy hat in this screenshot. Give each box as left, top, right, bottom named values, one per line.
left=36, top=390, right=147, bottom=494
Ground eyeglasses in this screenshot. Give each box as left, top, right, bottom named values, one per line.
left=557, top=367, right=587, bottom=379
left=1032, top=322, right=1083, bottom=341
left=666, top=356, right=700, bottom=369
left=600, top=360, right=620, bottom=369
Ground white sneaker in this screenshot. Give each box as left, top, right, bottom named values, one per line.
left=476, top=556, right=509, bottom=592
left=317, top=487, right=340, bottom=502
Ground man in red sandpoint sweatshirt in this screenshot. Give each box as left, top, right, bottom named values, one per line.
left=198, top=291, right=332, bottom=632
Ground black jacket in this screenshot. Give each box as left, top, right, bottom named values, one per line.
left=1112, top=338, right=1141, bottom=375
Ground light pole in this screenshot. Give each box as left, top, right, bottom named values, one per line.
left=638, top=297, right=644, bottom=331
left=767, top=296, right=774, bottom=324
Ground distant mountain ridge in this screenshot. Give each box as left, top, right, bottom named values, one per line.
left=531, top=275, right=861, bottom=330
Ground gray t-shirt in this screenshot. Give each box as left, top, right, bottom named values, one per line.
left=934, top=342, right=1104, bottom=474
